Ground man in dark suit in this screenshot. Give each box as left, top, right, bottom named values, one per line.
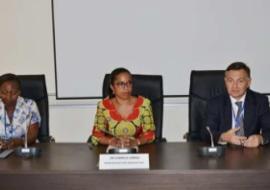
left=207, top=62, right=270, bottom=147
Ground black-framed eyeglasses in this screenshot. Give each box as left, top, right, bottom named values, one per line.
left=115, top=81, right=132, bottom=89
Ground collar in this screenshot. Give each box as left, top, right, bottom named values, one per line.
left=229, top=93, right=247, bottom=105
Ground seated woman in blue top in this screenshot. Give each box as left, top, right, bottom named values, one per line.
left=0, top=73, right=41, bottom=149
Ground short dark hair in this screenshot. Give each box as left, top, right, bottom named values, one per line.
left=226, top=62, right=251, bottom=78
left=0, top=73, right=21, bottom=91
left=108, top=67, right=132, bottom=97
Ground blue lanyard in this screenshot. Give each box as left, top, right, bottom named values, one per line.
left=4, top=110, right=8, bottom=139
left=4, top=110, right=14, bottom=139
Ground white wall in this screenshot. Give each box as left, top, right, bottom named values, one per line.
left=0, top=0, right=187, bottom=142
left=0, top=0, right=55, bottom=93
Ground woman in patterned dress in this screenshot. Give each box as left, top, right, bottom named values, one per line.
left=91, top=68, right=155, bottom=147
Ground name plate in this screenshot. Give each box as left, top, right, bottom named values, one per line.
left=208, top=147, right=217, bottom=153
left=21, top=148, right=30, bottom=153
left=99, top=153, right=149, bottom=170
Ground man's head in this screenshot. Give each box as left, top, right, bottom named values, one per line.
left=224, top=62, right=251, bottom=100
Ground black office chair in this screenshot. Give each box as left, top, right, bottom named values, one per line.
left=18, top=75, right=54, bottom=143
left=186, top=70, right=226, bottom=141
left=102, top=74, right=165, bottom=142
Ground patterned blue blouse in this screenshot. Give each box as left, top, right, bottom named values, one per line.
left=0, top=96, right=41, bottom=140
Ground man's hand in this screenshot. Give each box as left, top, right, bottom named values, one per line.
left=244, top=135, right=262, bottom=148
left=220, top=128, right=247, bottom=146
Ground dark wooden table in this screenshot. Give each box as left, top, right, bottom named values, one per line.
left=1, top=142, right=270, bottom=190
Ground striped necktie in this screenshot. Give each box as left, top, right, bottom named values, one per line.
left=235, top=101, right=244, bottom=136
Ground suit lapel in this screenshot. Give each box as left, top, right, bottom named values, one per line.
left=244, top=91, right=255, bottom=135
left=223, top=94, right=232, bottom=132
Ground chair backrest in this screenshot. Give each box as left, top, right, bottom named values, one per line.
left=188, top=70, right=226, bottom=141
left=17, top=75, right=50, bottom=143
left=103, top=74, right=165, bottom=142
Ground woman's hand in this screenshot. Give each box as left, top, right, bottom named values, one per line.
left=108, top=137, right=121, bottom=147
left=0, top=138, right=23, bottom=149
left=106, top=136, right=142, bottom=148
left=0, top=139, right=24, bottom=149
left=0, top=140, right=8, bottom=150
left=120, top=137, right=138, bottom=147
left=109, top=136, right=139, bottom=148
